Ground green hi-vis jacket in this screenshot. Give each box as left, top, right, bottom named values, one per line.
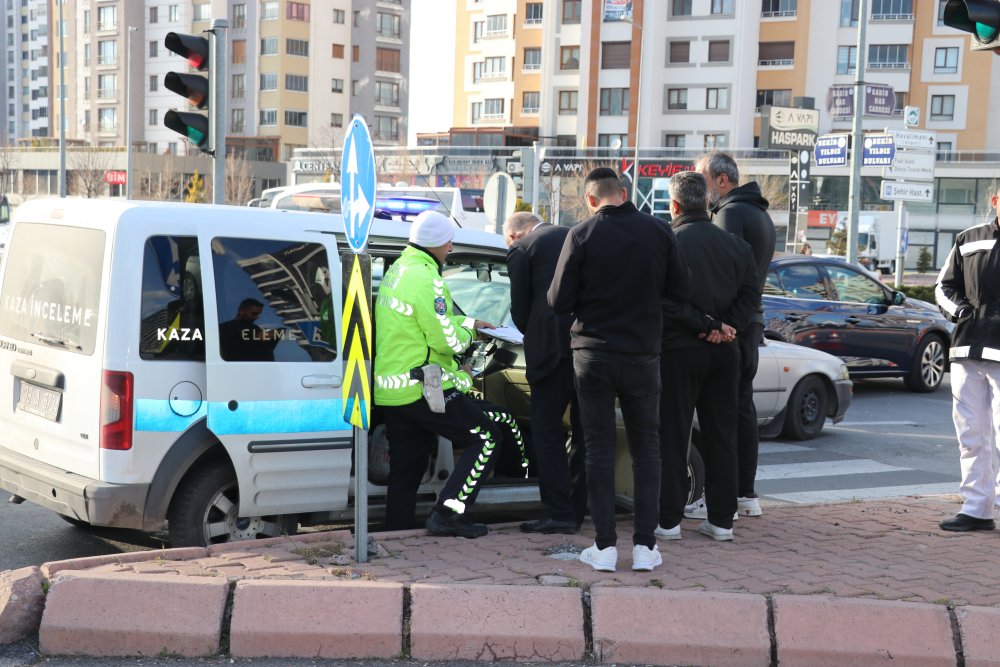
left=374, top=245, right=476, bottom=406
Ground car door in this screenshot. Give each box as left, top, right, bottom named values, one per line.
left=764, top=263, right=845, bottom=356
left=199, top=232, right=352, bottom=517
left=752, top=337, right=781, bottom=419
left=821, top=263, right=915, bottom=372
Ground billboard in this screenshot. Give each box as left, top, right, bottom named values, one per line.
left=759, top=106, right=820, bottom=150
left=603, top=0, right=633, bottom=21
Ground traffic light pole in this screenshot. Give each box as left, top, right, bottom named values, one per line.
left=210, top=19, right=228, bottom=205
left=846, top=0, right=869, bottom=266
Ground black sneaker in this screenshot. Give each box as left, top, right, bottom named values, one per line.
left=425, top=509, right=488, bottom=538
left=939, top=513, right=995, bottom=532
left=519, top=518, right=579, bottom=534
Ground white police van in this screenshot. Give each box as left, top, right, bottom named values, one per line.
left=0, top=197, right=516, bottom=547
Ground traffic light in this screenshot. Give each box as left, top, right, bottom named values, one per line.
left=163, top=32, right=211, bottom=152
left=943, top=0, right=1000, bottom=51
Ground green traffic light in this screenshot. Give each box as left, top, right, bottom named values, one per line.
left=187, top=127, right=206, bottom=145
left=976, top=20, right=999, bottom=41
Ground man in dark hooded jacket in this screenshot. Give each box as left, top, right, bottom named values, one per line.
left=694, top=152, right=774, bottom=520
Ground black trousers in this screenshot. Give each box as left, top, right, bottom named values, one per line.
left=659, top=343, right=740, bottom=530
left=574, top=349, right=661, bottom=550
left=381, top=390, right=524, bottom=531
left=528, top=357, right=587, bottom=524
left=737, top=321, right=764, bottom=497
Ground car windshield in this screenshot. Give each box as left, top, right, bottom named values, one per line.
left=443, top=261, right=513, bottom=327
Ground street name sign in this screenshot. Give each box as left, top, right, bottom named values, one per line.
left=888, top=129, right=936, bottom=152
left=814, top=135, right=849, bottom=166
left=862, top=134, right=896, bottom=166
left=880, top=180, right=934, bottom=202
left=882, top=151, right=935, bottom=181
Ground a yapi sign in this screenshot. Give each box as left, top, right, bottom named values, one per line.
left=760, top=106, right=820, bottom=150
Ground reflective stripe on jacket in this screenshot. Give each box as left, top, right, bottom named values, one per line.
left=374, top=245, right=475, bottom=406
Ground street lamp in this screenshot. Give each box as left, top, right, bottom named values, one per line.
left=621, top=14, right=644, bottom=207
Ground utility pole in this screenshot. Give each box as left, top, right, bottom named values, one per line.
left=58, top=0, right=66, bottom=198
left=125, top=26, right=138, bottom=199
left=210, top=19, right=228, bottom=205
left=846, top=0, right=870, bottom=265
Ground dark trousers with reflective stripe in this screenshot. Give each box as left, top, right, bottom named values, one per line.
left=382, top=390, right=514, bottom=531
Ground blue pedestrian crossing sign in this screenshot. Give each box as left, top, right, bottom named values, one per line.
left=341, top=115, right=377, bottom=254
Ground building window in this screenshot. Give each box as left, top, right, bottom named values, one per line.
left=287, top=39, right=309, bottom=57
left=523, top=47, right=541, bottom=70
left=560, top=46, right=580, bottom=70
left=758, top=41, right=793, bottom=66
left=232, top=4, right=246, bottom=29
left=485, top=14, right=507, bottom=35
left=97, top=5, right=116, bottom=31
left=353, top=45, right=360, bottom=62
left=149, top=6, right=158, bottom=23
left=332, top=43, right=345, bottom=58
left=471, top=102, right=482, bottom=124
left=193, top=3, right=210, bottom=21
left=261, top=37, right=277, bottom=55
left=934, top=46, right=959, bottom=73
left=377, top=12, right=401, bottom=38
left=231, top=108, right=244, bottom=133
left=755, top=89, right=791, bottom=109
left=332, top=78, right=344, bottom=93
left=562, top=0, right=581, bottom=24
left=285, top=110, right=307, bottom=127
left=871, top=0, right=912, bottom=20
left=483, top=98, right=505, bottom=119
left=599, top=87, right=629, bottom=115
left=601, top=42, right=630, bottom=69
left=376, top=47, right=401, bottom=72
left=353, top=10, right=361, bottom=27
left=374, top=116, right=398, bottom=141
left=97, top=39, right=117, bottom=65
left=664, top=134, right=686, bottom=147
left=598, top=134, right=629, bottom=148
left=558, top=90, right=578, bottom=114
left=262, top=2, right=278, bottom=20
left=669, top=41, right=690, bottom=64
left=149, top=75, right=158, bottom=92
left=667, top=88, right=688, bottom=110
left=840, top=0, right=859, bottom=26
left=836, top=45, right=857, bottom=74
left=148, top=109, right=157, bottom=126
left=761, top=0, right=797, bottom=18
left=333, top=9, right=345, bottom=23
left=285, top=74, right=308, bottom=92
left=232, top=40, right=246, bottom=64
left=98, top=107, right=117, bottom=133
left=169, top=5, right=179, bottom=22
left=936, top=141, right=953, bottom=160
left=525, top=3, right=543, bottom=24
left=868, top=44, right=909, bottom=69
left=287, top=2, right=309, bottom=21
left=522, top=91, right=540, bottom=114
left=706, top=87, right=729, bottom=110
left=222, top=76, right=243, bottom=103
left=937, top=0, right=947, bottom=25
left=375, top=81, right=399, bottom=107
left=704, top=133, right=727, bottom=149
left=149, top=40, right=157, bottom=58
left=708, top=40, right=730, bottom=62
left=930, top=94, right=955, bottom=121
left=473, top=56, right=506, bottom=81
left=260, top=73, right=277, bottom=91
left=894, top=91, right=906, bottom=114
left=331, top=113, right=343, bottom=127
left=711, top=0, right=734, bottom=15
left=671, top=0, right=693, bottom=17
left=351, top=80, right=359, bottom=96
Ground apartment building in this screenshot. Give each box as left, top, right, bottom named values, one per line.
left=0, top=0, right=51, bottom=142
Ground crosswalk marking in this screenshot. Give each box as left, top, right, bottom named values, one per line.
left=765, top=483, right=959, bottom=505
left=756, top=459, right=904, bottom=481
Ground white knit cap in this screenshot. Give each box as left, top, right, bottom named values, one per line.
left=409, top=211, right=455, bottom=248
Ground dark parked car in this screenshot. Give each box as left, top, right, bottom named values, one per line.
left=763, top=255, right=952, bottom=393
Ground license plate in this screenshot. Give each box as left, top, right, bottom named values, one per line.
left=17, top=382, right=62, bottom=421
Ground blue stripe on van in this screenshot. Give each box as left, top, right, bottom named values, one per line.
left=206, top=398, right=353, bottom=434
left=134, top=399, right=208, bottom=432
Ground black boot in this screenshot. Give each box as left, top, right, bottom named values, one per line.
left=425, top=508, right=488, bottom=538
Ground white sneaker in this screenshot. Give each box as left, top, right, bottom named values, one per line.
left=738, top=496, right=762, bottom=517
left=699, top=520, right=734, bottom=541
left=684, top=496, right=738, bottom=521
left=654, top=524, right=681, bottom=540
left=580, top=544, right=618, bottom=572
left=632, top=544, right=663, bottom=571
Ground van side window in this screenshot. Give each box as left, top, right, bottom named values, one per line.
left=0, top=223, right=105, bottom=356
left=211, top=237, right=337, bottom=362
left=139, top=236, right=206, bottom=360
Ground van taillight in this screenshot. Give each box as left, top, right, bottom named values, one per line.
left=100, top=370, right=133, bottom=451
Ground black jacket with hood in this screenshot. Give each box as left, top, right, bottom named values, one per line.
left=711, top=182, right=774, bottom=324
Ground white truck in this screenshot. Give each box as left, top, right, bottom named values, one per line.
left=857, top=216, right=905, bottom=275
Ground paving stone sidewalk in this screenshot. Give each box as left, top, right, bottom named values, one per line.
left=40, top=495, right=1000, bottom=608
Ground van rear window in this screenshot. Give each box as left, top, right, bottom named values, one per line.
left=0, top=223, right=105, bottom=355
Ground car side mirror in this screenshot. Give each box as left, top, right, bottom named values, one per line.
left=892, top=291, right=906, bottom=306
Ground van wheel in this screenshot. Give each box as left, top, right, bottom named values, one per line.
left=167, top=460, right=297, bottom=547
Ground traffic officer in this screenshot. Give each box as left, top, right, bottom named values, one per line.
left=374, top=210, right=527, bottom=538
left=935, top=188, right=1000, bottom=532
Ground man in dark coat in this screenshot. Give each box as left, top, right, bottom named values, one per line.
left=504, top=212, right=585, bottom=533
left=694, top=152, right=775, bottom=519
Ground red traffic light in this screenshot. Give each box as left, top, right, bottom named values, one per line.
left=164, top=32, right=209, bottom=71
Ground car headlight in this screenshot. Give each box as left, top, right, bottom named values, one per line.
left=840, top=364, right=850, bottom=380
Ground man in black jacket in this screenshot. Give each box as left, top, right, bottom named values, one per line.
left=694, top=152, right=774, bottom=520
left=548, top=168, right=690, bottom=573
left=504, top=211, right=586, bottom=534
left=658, top=170, right=759, bottom=542
left=935, top=189, right=1000, bottom=532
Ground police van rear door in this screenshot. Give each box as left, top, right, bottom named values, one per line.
left=198, top=230, right=351, bottom=517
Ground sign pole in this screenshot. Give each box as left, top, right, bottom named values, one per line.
left=846, top=0, right=870, bottom=266
left=894, top=201, right=906, bottom=289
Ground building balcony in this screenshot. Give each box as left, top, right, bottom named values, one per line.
left=761, top=10, right=796, bottom=18
left=758, top=59, right=793, bottom=67
left=871, top=13, right=913, bottom=21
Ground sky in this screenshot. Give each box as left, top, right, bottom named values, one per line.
left=407, top=0, right=457, bottom=143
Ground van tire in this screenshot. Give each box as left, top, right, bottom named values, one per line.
left=167, top=460, right=297, bottom=547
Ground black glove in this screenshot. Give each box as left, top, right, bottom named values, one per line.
left=956, top=306, right=973, bottom=322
